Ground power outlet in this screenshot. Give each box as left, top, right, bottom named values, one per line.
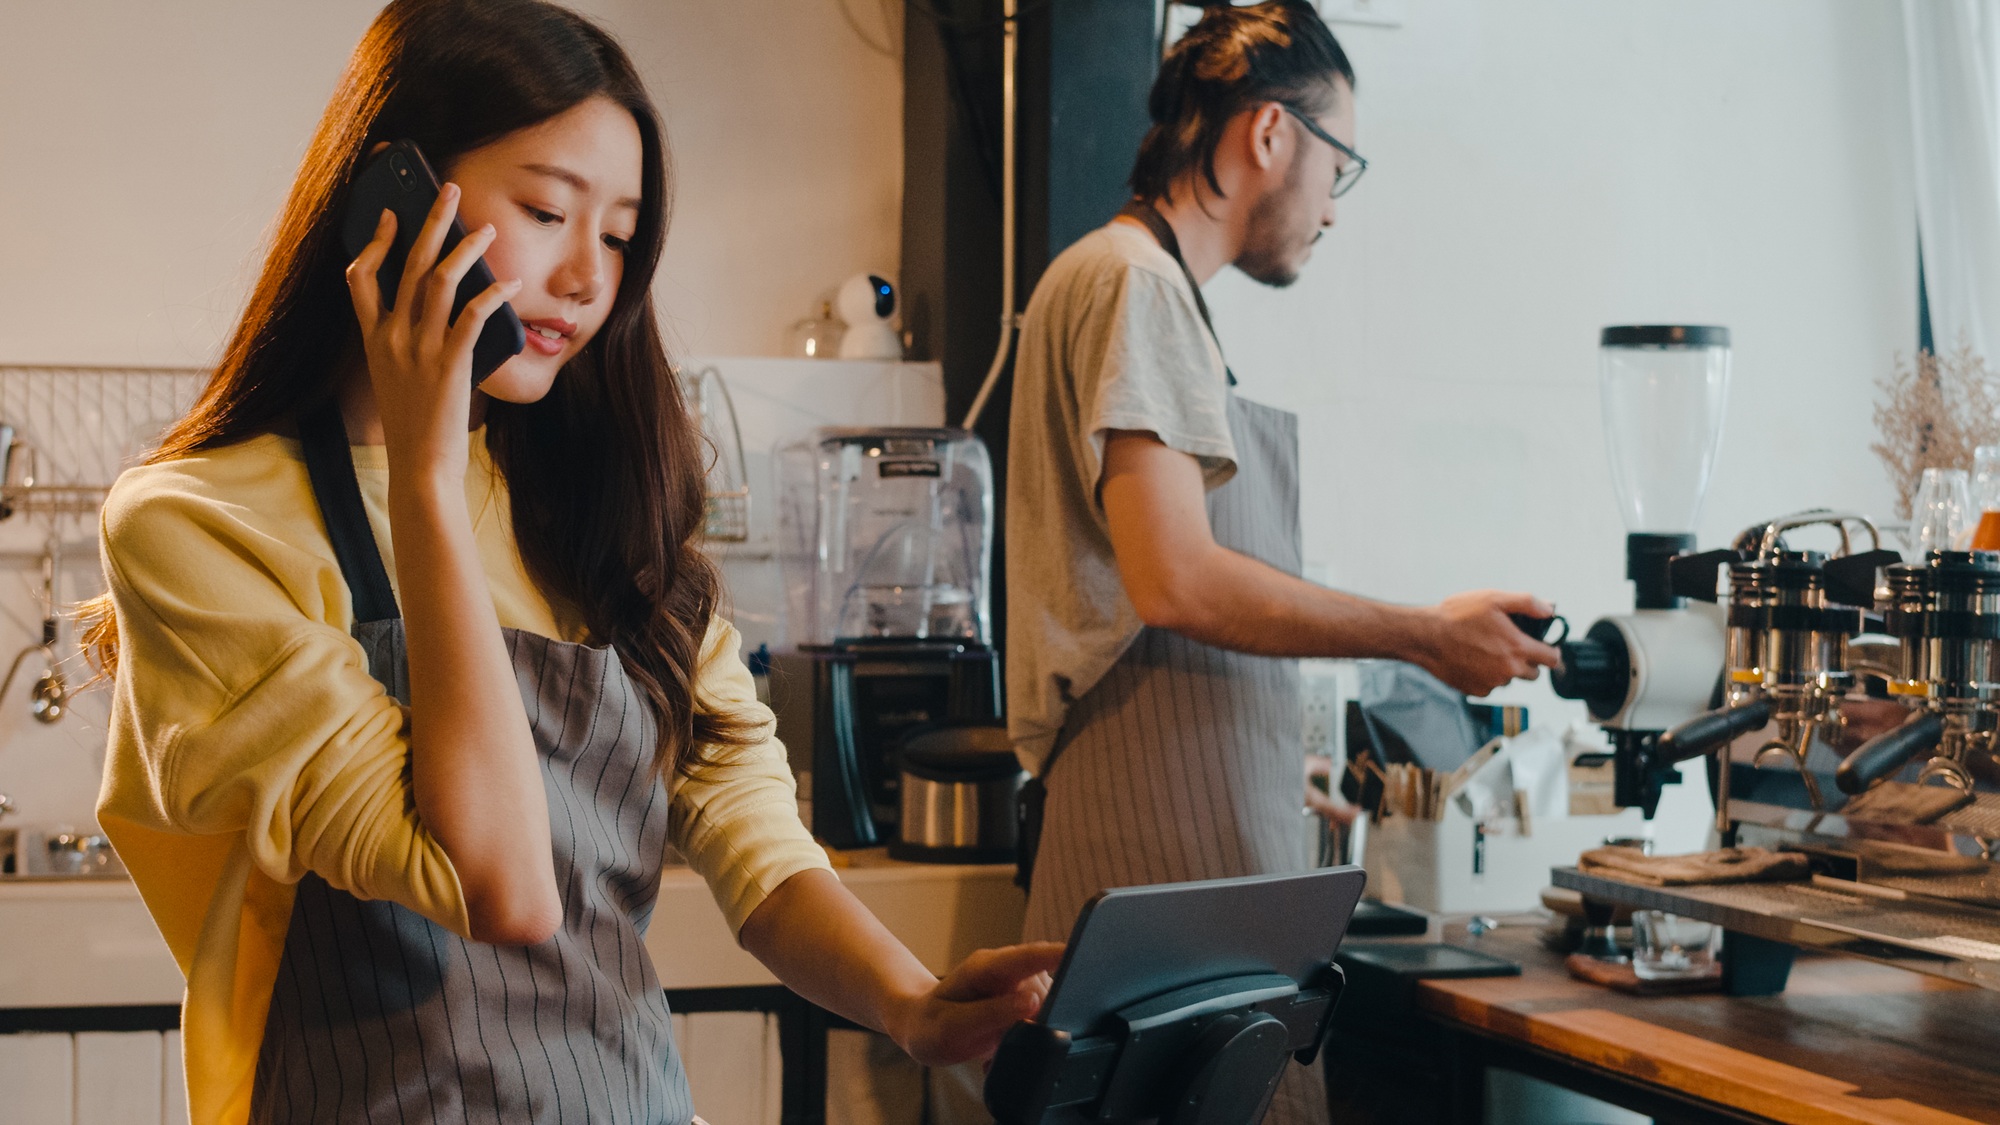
left=1301, top=659, right=1349, bottom=758
left=1318, top=0, right=1404, bottom=28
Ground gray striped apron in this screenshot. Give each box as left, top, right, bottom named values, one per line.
left=1023, top=393, right=1326, bottom=1125
left=249, top=407, right=694, bottom=1124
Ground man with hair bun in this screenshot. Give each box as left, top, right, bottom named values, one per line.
left=1006, top=4, right=1560, bottom=1118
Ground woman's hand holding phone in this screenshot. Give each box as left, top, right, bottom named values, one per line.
left=344, top=181, right=520, bottom=481
left=342, top=182, right=562, bottom=945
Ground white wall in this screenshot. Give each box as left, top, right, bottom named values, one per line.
left=1209, top=0, right=1916, bottom=724
left=0, top=0, right=902, bottom=366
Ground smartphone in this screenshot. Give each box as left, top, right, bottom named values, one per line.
left=339, top=140, right=526, bottom=385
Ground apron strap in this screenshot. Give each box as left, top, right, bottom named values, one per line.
left=1117, top=199, right=1237, bottom=388
left=298, top=403, right=400, bottom=624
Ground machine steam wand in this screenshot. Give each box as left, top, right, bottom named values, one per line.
left=1653, top=512, right=1895, bottom=833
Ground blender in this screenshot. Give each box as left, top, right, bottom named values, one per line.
left=1550, top=326, right=1734, bottom=817
left=771, top=427, right=1001, bottom=849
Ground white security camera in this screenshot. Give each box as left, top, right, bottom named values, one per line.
left=835, top=273, right=902, bottom=360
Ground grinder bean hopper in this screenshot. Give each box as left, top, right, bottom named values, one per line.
left=1550, top=326, right=1734, bottom=817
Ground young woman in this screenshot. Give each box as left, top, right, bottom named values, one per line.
left=86, top=3, right=1059, bottom=1122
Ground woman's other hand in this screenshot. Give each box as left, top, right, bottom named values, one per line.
left=736, top=869, right=1061, bottom=1069
left=344, top=184, right=520, bottom=476
left=886, top=941, right=1064, bottom=1067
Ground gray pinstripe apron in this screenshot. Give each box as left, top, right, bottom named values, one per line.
left=1023, top=392, right=1326, bottom=1125
left=249, top=407, right=694, bottom=1124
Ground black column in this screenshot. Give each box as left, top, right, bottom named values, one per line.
left=900, top=1, right=1155, bottom=658
left=1018, top=0, right=1158, bottom=284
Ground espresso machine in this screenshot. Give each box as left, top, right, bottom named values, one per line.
left=771, top=427, right=1001, bottom=849
left=1538, top=326, right=2000, bottom=991
left=1650, top=514, right=1901, bottom=826
left=1550, top=326, right=1734, bottom=818
left=1550, top=544, right=2000, bottom=993
left=1833, top=551, right=2000, bottom=798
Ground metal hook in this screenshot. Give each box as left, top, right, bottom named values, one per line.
left=18, top=536, right=66, bottom=724
left=30, top=659, right=64, bottom=724
left=1753, top=729, right=1826, bottom=810
left=1916, top=756, right=1975, bottom=792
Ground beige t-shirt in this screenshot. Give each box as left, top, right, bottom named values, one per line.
left=1005, top=220, right=1236, bottom=773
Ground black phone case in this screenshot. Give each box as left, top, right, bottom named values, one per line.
left=339, top=141, right=526, bottom=385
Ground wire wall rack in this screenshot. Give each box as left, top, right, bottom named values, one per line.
left=0, top=366, right=207, bottom=524
left=680, top=364, right=752, bottom=542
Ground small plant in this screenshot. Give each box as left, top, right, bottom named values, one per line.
left=1872, top=345, right=2000, bottom=520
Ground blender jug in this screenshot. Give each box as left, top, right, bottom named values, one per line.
left=772, top=426, right=1002, bottom=850
left=779, top=426, right=994, bottom=646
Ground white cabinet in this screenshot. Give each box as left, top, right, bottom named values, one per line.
left=1, top=853, right=1023, bottom=1123
left=680, top=1011, right=782, bottom=1125
left=0, top=1030, right=187, bottom=1125
left=75, top=1032, right=163, bottom=1125
left=162, top=1032, right=188, bottom=1125
left=0, top=1032, right=73, bottom=1122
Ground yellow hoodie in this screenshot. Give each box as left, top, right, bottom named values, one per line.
left=96, top=431, right=828, bottom=1125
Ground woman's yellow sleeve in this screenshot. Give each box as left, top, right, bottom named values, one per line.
left=669, top=617, right=833, bottom=934
left=98, top=474, right=472, bottom=937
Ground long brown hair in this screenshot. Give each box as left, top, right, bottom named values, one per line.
left=82, top=0, right=750, bottom=775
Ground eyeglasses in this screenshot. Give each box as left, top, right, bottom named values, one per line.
left=1280, top=103, right=1367, bottom=199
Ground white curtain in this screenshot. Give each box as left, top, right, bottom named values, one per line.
left=1905, top=0, right=2000, bottom=360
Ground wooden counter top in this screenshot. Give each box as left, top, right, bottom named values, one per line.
left=647, top=848, right=1025, bottom=990
left=1406, top=926, right=2000, bottom=1125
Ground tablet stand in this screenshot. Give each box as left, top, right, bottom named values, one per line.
left=985, top=966, right=1345, bottom=1124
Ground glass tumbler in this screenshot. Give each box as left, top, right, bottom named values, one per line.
left=1915, top=468, right=1973, bottom=553
left=1631, top=910, right=1722, bottom=980
left=1974, top=446, right=2000, bottom=550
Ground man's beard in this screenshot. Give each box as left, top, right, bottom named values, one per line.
left=1234, top=148, right=1316, bottom=288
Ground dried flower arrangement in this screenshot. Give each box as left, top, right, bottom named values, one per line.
left=1872, top=345, right=2000, bottom=519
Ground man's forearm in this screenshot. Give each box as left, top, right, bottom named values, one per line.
left=1149, top=540, right=1438, bottom=660
left=1097, top=429, right=1553, bottom=695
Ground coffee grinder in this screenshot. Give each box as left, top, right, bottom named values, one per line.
left=772, top=427, right=1000, bottom=849
left=1551, top=326, right=1734, bottom=817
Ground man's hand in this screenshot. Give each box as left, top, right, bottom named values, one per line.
left=1415, top=590, right=1560, bottom=697
left=1305, top=753, right=1358, bottom=824
left=886, top=942, right=1065, bottom=1067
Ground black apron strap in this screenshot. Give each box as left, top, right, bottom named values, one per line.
left=298, top=403, right=400, bottom=624
left=1118, top=200, right=1237, bottom=387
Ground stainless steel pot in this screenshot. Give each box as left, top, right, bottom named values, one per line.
left=889, top=724, right=1025, bottom=864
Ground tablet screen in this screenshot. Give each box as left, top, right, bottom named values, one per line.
left=1038, top=866, right=1368, bottom=1034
